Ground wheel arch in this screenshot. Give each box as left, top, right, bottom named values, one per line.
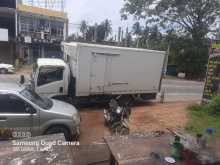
left=43, top=124, right=71, bottom=135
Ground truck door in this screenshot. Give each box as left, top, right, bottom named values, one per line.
left=90, top=54, right=106, bottom=94
left=35, top=67, right=65, bottom=98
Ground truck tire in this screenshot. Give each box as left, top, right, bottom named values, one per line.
left=132, top=93, right=157, bottom=102
left=45, top=126, right=72, bottom=141
left=117, top=95, right=133, bottom=106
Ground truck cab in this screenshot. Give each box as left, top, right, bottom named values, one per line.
left=32, top=58, right=70, bottom=98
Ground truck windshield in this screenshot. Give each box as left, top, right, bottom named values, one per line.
left=20, top=88, right=53, bottom=110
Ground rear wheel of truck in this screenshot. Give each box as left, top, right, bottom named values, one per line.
left=132, top=93, right=157, bottom=103
left=116, top=95, right=134, bottom=106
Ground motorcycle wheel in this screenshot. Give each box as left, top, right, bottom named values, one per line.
left=113, top=124, right=129, bottom=136
left=104, top=119, right=109, bottom=127
left=120, top=127, right=129, bottom=135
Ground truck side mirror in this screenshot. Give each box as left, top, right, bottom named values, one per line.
left=20, top=75, right=25, bottom=85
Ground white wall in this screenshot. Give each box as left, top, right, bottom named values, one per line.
left=0, top=28, right=9, bottom=42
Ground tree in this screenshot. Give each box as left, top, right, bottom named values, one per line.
left=80, top=20, right=88, bottom=40
left=132, top=22, right=142, bottom=36
left=96, top=24, right=106, bottom=42
left=121, top=0, right=220, bottom=79
left=84, top=20, right=113, bottom=43
left=86, top=26, right=95, bottom=41
left=121, top=0, right=220, bottom=44
left=132, top=22, right=143, bottom=47
left=136, top=24, right=166, bottom=50
left=103, top=19, right=112, bottom=40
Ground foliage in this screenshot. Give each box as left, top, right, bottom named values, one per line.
left=133, top=23, right=168, bottom=51
left=103, top=19, right=112, bottom=40
left=121, top=0, right=219, bottom=79
left=131, top=23, right=209, bottom=79
left=132, top=22, right=142, bottom=36
left=80, top=20, right=88, bottom=40
left=121, top=0, right=220, bottom=43
left=86, top=26, right=96, bottom=41
left=186, top=96, right=220, bottom=138
left=186, top=106, right=220, bottom=139
left=207, top=96, right=220, bottom=115
left=75, top=19, right=112, bottom=42
left=168, top=36, right=209, bottom=79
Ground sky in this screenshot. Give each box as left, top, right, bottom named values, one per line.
left=65, top=0, right=134, bottom=36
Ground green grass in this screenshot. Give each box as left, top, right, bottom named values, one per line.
left=185, top=104, right=220, bottom=139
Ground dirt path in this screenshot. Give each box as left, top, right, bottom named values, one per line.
left=79, top=101, right=196, bottom=145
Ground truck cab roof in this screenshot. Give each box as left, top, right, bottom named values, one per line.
left=37, top=58, right=67, bottom=68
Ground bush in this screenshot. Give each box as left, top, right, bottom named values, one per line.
left=207, top=96, right=220, bottom=115
left=186, top=98, right=220, bottom=138
left=188, top=96, right=220, bottom=115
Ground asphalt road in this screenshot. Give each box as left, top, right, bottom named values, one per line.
left=0, top=74, right=204, bottom=102
left=161, top=79, right=204, bottom=102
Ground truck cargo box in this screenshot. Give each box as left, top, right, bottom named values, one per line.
left=63, top=42, right=166, bottom=97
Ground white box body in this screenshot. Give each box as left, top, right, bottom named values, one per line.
left=63, top=42, right=166, bottom=97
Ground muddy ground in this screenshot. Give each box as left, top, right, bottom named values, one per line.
left=79, top=101, right=196, bottom=145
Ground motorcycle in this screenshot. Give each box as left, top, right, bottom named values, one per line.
left=104, top=98, right=131, bottom=135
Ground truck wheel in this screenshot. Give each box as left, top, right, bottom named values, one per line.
left=45, top=126, right=72, bottom=141
left=0, top=68, right=7, bottom=74
left=132, top=93, right=156, bottom=103
left=117, top=95, right=133, bottom=106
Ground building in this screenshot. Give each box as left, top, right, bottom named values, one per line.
left=0, top=0, right=16, bottom=64
left=16, top=0, right=68, bottom=64
left=0, top=0, right=68, bottom=64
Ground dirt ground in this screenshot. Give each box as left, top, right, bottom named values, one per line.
left=79, top=101, right=196, bottom=145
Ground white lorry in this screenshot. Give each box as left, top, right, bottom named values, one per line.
left=32, top=42, right=166, bottom=104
